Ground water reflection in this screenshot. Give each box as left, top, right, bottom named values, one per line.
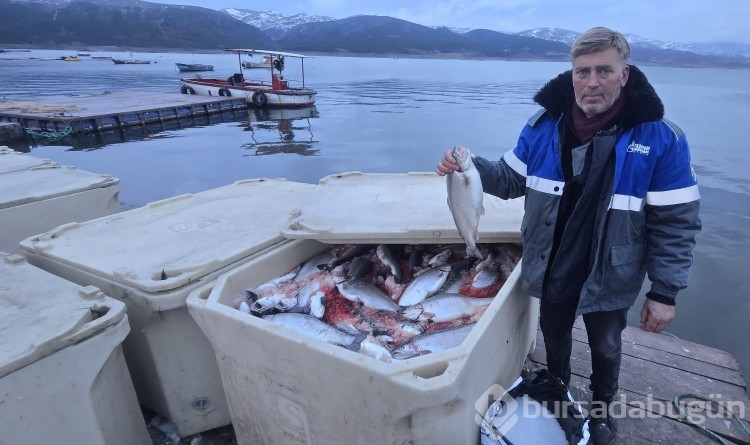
left=15, top=109, right=253, bottom=152
left=240, top=106, right=319, bottom=156
left=318, top=79, right=540, bottom=108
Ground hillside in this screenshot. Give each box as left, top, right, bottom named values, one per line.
left=1, top=0, right=749, bottom=67
left=0, top=0, right=274, bottom=49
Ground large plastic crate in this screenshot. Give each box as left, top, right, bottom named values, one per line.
left=0, top=154, right=119, bottom=254
left=187, top=172, right=539, bottom=444
left=0, top=252, right=150, bottom=445
left=18, top=178, right=317, bottom=437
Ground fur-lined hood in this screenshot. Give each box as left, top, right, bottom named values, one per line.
left=532, top=65, right=664, bottom=129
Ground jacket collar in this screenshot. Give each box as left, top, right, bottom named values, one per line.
left=533, top=65, right=664, bottom=129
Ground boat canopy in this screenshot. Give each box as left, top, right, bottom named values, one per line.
left=223, top=48, right=313, bottom=59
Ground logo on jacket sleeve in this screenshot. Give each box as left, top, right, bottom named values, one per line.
left=627, top=141, right=651, bottom=155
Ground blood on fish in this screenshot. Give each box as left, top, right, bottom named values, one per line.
left=234, top=243, right=520, bottom=359
left=458, top=278, right=506, bottom=298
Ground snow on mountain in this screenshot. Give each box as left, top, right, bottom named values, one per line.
left=516, top=28, right=580, bottom=46
left=517, top=27, right=750, bottom=58
left=223, top=8, right=334, bottom=32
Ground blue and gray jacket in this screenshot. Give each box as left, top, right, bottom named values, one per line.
left=473, top=65, right=701, bottom=315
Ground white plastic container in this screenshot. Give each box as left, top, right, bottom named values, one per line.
left=187, top=172, right=540, bottom=445
left=18, top=178, right=317, bottom=437
left=0, top=252, right=150, bottom=445
left=0, top=147, right=52, bottom=174
left=0, top=158, right=120, bottom=254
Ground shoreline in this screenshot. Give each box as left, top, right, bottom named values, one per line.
left=2, top=44, right=749, bottom=68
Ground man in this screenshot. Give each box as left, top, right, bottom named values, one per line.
left=437, top=27, right=700, bottom=444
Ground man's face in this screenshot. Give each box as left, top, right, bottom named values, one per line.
left=572, top=47, right=630, bottom=118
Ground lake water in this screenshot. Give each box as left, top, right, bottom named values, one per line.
left=2, top=49, right=749, bottom=395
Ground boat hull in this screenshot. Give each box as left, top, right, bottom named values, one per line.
left=112, top=59, right=151, bottom=65
left=180, top=78, right=316, bottom=108
left=176, top=63, right=214, bottom=72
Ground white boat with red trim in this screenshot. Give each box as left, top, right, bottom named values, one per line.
left=179, top=49, right=316, bottom=108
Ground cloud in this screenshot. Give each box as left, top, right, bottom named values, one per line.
left=154, top=0, right=750, bottom=44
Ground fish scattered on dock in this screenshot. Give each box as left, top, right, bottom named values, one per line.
left=446, top=145, right=485, bottom=260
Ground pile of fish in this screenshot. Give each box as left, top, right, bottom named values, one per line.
left=232, top=243, right=521, bottom=362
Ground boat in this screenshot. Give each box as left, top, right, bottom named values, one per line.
left=61, top=56, right=81, bottom=62
left=77, top=52, right=91, bottom=57
left=179, top=49, right=316, bottom=108
left=241, top=55, right=272, bottom=69
left=112, top=58, right=151, bottom=65
left=175, top=63, right=214, bottom=72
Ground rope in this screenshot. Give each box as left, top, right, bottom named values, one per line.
left=25, top=125, right=73, bottom=141
left=24, top=115, right=85, bottom=142
left=673, top=393, right=750, bottom=444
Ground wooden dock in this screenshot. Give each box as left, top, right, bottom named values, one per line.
left=526, top=318, right=750, bottom=444
left=0, top=92, right=248, bottom=134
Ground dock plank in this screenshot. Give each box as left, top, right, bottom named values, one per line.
left=569, top=327, right=746, bottom=387
left=529, top=325, right=750, bottom=444
left=573, top=317, right=741, bottom=371
left=567, top=375, right=734, bottom=445
left=534, top=332, right=750, bottom=419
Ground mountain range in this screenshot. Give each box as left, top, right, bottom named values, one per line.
left=2, top=0, right=749, bottom=67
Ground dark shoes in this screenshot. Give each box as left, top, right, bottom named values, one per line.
left=589, top=415, right=618, bottom=444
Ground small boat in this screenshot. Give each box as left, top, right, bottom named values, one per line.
left=61, top=56, right=81, bottom=62
left=77, top=52, right=91, bottom=57
left=175, top=63, right=214, bottom=72
left=112, top=58, right=151, bottom=65
left=180, top=49, right=316, bottom=108
left=241, top=55, right=273, bottom=69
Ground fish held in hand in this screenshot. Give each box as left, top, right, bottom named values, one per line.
left=446, top=145, right=484, bottom=260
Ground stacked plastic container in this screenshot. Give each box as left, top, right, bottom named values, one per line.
left=0, top=252, right=150, bottom=445
left=0, top=147, right=120, bottom=254
left=187, top=172, right=539, bottom=445
left=19, top=178, right=318, bottom=437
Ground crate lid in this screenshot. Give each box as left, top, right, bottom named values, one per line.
left=0, top=252, right=126, bottom=378
left=281, top=172, right=524, bottom=244
left=0, top=148, right=52, bottom=174
left=20, top=179, right=316, bottom=293
left=0, top=164, right=118, bottom=210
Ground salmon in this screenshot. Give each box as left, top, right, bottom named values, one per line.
left=446, top=145, right=484, bottom=259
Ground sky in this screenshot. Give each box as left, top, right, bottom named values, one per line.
left=152, top=0, right=750, bottom=45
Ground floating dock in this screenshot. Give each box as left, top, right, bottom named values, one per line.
left=527, top=318, right=750, bottom=445
left=0, top=92, right=248, bottom=134
left=0, top=122, right=23, bottom=142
